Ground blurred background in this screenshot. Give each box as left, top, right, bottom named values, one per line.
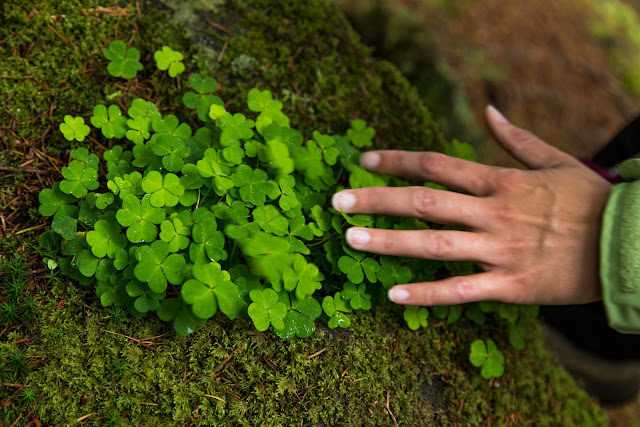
left=337, top=0, right=640, bottom=424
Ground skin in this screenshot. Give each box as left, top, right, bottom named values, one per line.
left=332, top=106, right=613, bottom=307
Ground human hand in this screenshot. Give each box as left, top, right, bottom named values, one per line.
left=331, top=106, right=612, bottom=307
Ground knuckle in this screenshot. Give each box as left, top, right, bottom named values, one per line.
left=454, top=279, right=475, bottom=301
left=425, top=233, right=453, bottom=258
left=420, top=152, right=447, bottom=173
left=493, top=169, right=525, bottom=192
left=412, top=189, right=436, bottom=217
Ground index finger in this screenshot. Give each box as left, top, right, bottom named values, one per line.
left=361, top=150, right=495, bottom=196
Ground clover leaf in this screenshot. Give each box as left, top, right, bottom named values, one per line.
left=248, top=288, right=287, bottom=331
left=469, top=339, right=505, bottom=379
left=59, top=160, right=99, bottom=198
left=108, top=171, right=143, bottom=200
left=337, top=248, right=379, bottom=284
left=116, top=194, right=165, bottom=243
left=322, top=292, right=352, bottom=328
left=157, top=298, right=207, bottom=336
left=341, top=282, right=372, bottom=310
left=274, top=293, right=322, bottom=339
left=311, top=131, right=340, bottom=166
left=103, top=40, right=143, bottom=79
left=377, top=256, right=412, bottom=289
left=75, top=249, right=100, bottom=277
left=181, top=262, right=242, bottom=320
left=154, top=46, right=185, bottom=77
left=134, top=241, right=186, bottom=293
left=218, top=112, right=254, bottom=146
left=182, top=73, right=223, bottom=121
left=253, top=205, right=288, bottom=236
left=126, top=116, right=152, bottom=145
left=159, top=217, right=191, bottom=252
left=51, top=214, right=78, bottom=240
left=86, top=220, right=127, bottom=259
left=403, top=306, right=429, bottom=330
left=128, top=98, right=161, bottom=121
left=248, top=89, right=289, bottom=135
left=38, top=183, right=78, bottom=217
left=141, top=171, right=185, bottom=207
left=231, top=165, right=278, bottom=206
left=259, top=139, right=294, bottom=176
left=126, top=280, right=166, bottom=314
left=196, top=148, right=234, bottom=195
left=282, top=255, right=323, bottom=300
left=60, top=115, right=90, bottom=142
left=91, top=104, right=128, bottom=139
left=347, top=119, right=375, bottom=147
left=70, top=147, right=100, bottom=170
left=189, top=217, right=227, bottom=263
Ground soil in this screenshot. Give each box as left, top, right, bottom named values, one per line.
left=341, top=0, right=640, bottom=425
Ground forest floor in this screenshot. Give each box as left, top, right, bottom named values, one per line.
left=340, top=0, right=640, bottom=425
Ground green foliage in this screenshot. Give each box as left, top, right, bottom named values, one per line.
left=103, top=40, right=143, bottom=79
left=469, top=339, right=505, bottom=379
left=59, top=115, right=90, bottom=142
left=154, top=46, right=185, bottom=77
left=403, top=305, right=429, bottom=330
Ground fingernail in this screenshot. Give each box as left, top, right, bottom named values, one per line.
left=346, top=228, right=370, bottom=246
left=361, top=152, right=381, bottom=169
left=388, top=287, right=410, bottom=303
left=487, top=105, right=509, bottom=123
left=332, top=191, right=356, bottom=211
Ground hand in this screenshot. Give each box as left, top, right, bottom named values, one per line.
left=331, top=106, right=612, bottom=307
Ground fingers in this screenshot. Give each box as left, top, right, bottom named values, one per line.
left=387, top=272, right=506, bottom=306
left=344, top=227, right=497, bottom=263
left=485, top=105, right=579, bottom=170
left=360, top=150, right=494, bottom=196
left=332, top=186, right=488, bottom=229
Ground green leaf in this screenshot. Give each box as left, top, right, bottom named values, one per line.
left=322, top=293, right=352, bottom=328
left=509, top=319, right=527, bottom=350
left=190, top=217, right=227, bottom=263
left=141, top=171, right=185, bottom=207
left=90, top=104, right=128, bottom=139
left=183, top=73, right=223, bottom=121
left=347, top=119, right=375, bottom=147
left=60, top=115, right=90, bottom=142
left=159, top=218, right=191, bottom=252
left=253, top=205, right=289, bottom=236
left=377, top=256, right=412, bottom=289
left=469, top=340, right=487, bottom=367
left=116, top=194, right=165, bottom=243
left=341, top=282, right=371, bottom=310
left=403, top=305, right=429, bottom=330
left=181, top=262, right=241, bottom=320
left=445, top=139, right=476, bottom=162
left=218, top=113, right=254, bottom=146
left=38, top=183, right=78, bottom=217
left=51, top=214, right=77, bottom=240
left=231, top=165, right=272, bottom=206
left=134, top=241, right=186, bottom=293
left=103, top=40, right=143, bottom=79
left=75, top=249, right=100, bottom=277
left=86, top=220, right=127, bottom=258
left=248, top=288, right=287, bottom=331
left=274, top=294, right=321, bottom=339
left=154, top=46, right=185, bottom=77
left=59, top=160, right=99, bottom=198
left=469, top=339, right=504, bottom=379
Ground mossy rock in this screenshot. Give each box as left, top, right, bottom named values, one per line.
left=0, top=0, right=606, bottom=425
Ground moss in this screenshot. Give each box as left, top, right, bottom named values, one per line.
left=0, top=0, right=607, bottom=425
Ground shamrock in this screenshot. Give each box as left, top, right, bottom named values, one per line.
left=253, top=205, right=288, bottom=236
left=196, top=148, right=234, bottom=195
left=248, top=288, right=287, bottom=331
left=75, top=249, right=100, bottom=277
left=211, top=200, right=249, bottom=225
left=285, top=212, right=313, bottom=255
left=51, top=213, right=78, bottom=240
left=247, top=89, right=289, bottom=135
left=311, top=131, right=340, bottom=166
left=247, top=88, right=279, bottom=112
left=126, top=116, right=152, bottom=145
left=70, top=147, right=100, bottom=170
left=159, top=217, right=191, bottom=252
left=189, top=217, right=227, bottom=263
left=322, top=292, right=352, bottom=329
left=182, top=73, right=223, bottom=121
left=149, top=115, right=192, bottom=171
left=103, top=40, right=143, bottom=79
left=154, top=46, right=185, bottom=77
left=91, top=104, right=128, bottom=139
left=277, top=175, right=300, bottom=211
left=337, top=247, right=380, bottom=284
left=274, top=293, right=322, bottom=339
left=231, top=165, right=279, bottom=206
left=347, top=119, right=375, bottom=148
left=103, top=145, right=133, bottom=180
left=509, top=319, right=527, bottom=350
left=38, top=183, right=78, bottom=218
left=157, top=298, right=207, bottom=336
left=60, top=115, right=90, bottom=142
left=59, top=160, right=99, bottom=198
left=181, top=262, right=242, bottom=320
left=341, top=282, right=372, bottom=310
left=126, top=280, right=166, bottom=314
left=432, top=304, right=464, bottom=324
left=403, top=305, right=429, bottom=330
left=377, top=256, right=412, bottom=289
left=445, top=139, right=476, bottom=162
left=141, top=171, right=185, bottom=208
left=282, top=255, right=323, bottom=300
left=217, top=112, right=255, bottom=146
left=115, top=194, right=165, bottom=243
left=469, top=339, right=505, bottom=379
left=258, top=139, right=294, bottom=175
left=107, top=171, right=143, bottom=200
left=348, top=165, right=387, bottom=189
left=128, top=98, right=161, bottom=121
left=134, top=241, right=186, bottom=293
left=86, top=220, right=127, bottom=259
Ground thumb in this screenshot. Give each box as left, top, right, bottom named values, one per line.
left=486, top=105, right=578, bottom=170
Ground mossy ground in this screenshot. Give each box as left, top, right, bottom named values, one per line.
left=0, top=0, right=606, bottom=425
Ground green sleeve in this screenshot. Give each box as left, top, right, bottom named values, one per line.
left=600, top=159, right=640, bottom=333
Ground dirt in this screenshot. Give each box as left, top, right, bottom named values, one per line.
left=340, top=0, right=640, bottom=424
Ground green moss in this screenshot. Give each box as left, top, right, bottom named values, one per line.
left=0, top=0, right=607, bottom=425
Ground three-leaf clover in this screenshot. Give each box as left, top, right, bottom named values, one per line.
left=281, top=255, right=323, bottom=299
left=91, top=104, right=128, bottom=139
left=103, top=40, right=143, bottom=79
left=38, top=183, right=78, bottom=218
left=183, top=73, right=223, bottom=121
left=403, top=305, right=429, bottom=330
left=218, top=112, right=255, bottom=146
left=341, top=282, right=372, bottom=310
left=154, top=46, right=185, bottom=77
left=322, top=292, right=352, bottom=328
left=141, top=171, right=185, bottom=207
left=60, top=115, right=90, bottom=142
left=248, top=288, right=287, bottom=331
left=126, top=280, right=166, bottom=314
left=116, top=194, right=165, bottom=243
left=377, top=256, right=412, bottom=289
left=274, top=293, right=322, bottom=339
left=134, top=241, right=186, bottom=293
left=59, top=160, right=99, bottom=198
left=181, top=262, right=242, bottom=320
left=86, top=220, right=127, bottom=259
left=347, top=119, right=375, bottom=147
left=253, top=205, right=288, bottom=236
left=189, top=216, right=227, bottom=263
left=159, top=217, right=191, bottom=252
left=469, top=339, right=505, bottom=379
left=337, top=247, right=380, bottom=284
left=231, top=165, right=278, bottom=206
